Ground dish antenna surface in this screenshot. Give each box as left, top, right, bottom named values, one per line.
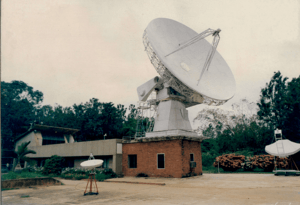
left=137, top=18, right=236, bottom=138
left=265, top=139, right=300, bottom=158
left=265, top=128, right=300, bottom=158
left=80, top=153, right=103, bottom=169
left=80, top=159, right=104, bottom=169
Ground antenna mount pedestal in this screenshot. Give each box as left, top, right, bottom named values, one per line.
left=84, top=169, right=99, bottom=196
left=145, top=86, right=198, bottom=138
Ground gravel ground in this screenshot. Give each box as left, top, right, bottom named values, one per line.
left=2, top=174, right=300, bottom=205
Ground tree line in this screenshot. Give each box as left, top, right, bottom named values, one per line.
left=1, top=81, right=138, bottom=152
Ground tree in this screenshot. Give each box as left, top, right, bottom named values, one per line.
left=35, top=98, right=136, bottom=141
left=284, top=76, right=300, bottom=142
left=194, top=99, right=258, bottom=138
left=1, top=81, right=43, bottom=150
left=1, top=80, right=149, bottom=145
left=75, top=98, right=126, bottom=141
left=36, top=104, right=79, bottom=129
left=195, top=99, right=272, bottom=155
left=13, top=141, right=36, bottom=170
left=257, top=71, right=289, bottom=130
left=100, top=103, right=126, bottom=139
left=257, top=72, right=300, bottom=142
left=193, top=107, right=235, bottom=138
left=121, top=104, right=138, bottom=137
left=79, top=99, right=105, bottom=140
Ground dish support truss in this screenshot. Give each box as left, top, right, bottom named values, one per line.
left=274, top=132, right=285, bottom=157
left=135, top=100, right=158, bottom=138
left=273, top=132, right=299, bottom=174
left=143, top=31, right=227, bottom=106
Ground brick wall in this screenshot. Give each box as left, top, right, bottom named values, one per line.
left=181, top=140, right=202, bottom=177
left=122, top=139, right=202, bottom=178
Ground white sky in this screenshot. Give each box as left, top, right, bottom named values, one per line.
left=2, top=0, right=300, bottom=128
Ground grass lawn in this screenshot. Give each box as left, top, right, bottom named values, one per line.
left=2, top=171, right=117, bottom=181
left=2, top=171, right=44, bottom=180
left=202, top=166, right=273, bottom=174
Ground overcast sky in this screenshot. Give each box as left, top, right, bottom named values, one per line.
left=2, top=0, right=300, bottom=128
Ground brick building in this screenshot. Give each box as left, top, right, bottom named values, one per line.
left=122, top=136, right=202, bottom=178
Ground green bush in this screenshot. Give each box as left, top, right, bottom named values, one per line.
left=95, top=173, right=110, bottom=181
left=74, top=175, right=88, bottom=180
left=95, top=169, right=117, bottom=181
left=60, top=168, right=116, bottom=181
left=61, top=167, right=91, bottom=180
left=42, top=155, right=65, bottom=175
left=61, top=174, right=73, bottom=179
left=202, top=166, right=220, bottom=173
left=102, top=169, right=117, bottom=178
left=202, top=152, right=218, bottom=167
left=60, top=172, right=89, bottom=180
left=62, top=169, right=86, bottom=175
left=55, top=167, right=118, bottom=181
left=21, top=167, right=35, bottom=173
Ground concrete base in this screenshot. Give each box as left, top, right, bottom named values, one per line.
left=145, top=129, right=198, bottom=138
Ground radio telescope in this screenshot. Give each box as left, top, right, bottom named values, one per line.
left=137, top=18, right=236, bottom=138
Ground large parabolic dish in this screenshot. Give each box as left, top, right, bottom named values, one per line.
left=143, top=18, right=236, bottom=106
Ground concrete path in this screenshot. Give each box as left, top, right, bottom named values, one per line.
left=2, top=174, right=300, bottom=205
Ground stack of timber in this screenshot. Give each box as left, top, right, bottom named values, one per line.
left=213, top=154, right=245, bottom=171
left=214, top=154, right=290, bottom=172
left=249, top=155, right=289, bottom=172
left=242, top=156, right=254, bottom=171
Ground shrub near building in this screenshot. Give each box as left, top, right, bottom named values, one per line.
left=60, top=167, right=117, bottom=181
left=42, top=155, right=65, bottom=175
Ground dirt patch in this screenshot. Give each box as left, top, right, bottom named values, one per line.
left=102, top=180, right=165, bottom=185
left=2, top=174, right=300, bottom=205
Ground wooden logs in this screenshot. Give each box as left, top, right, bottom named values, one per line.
left=213, top=154, right=290, bottom=172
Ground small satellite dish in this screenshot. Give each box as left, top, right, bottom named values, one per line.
left=80, top=153, right=103, bottom=169
left=80, top=153, right=103, bottom=196
left=80, top=159, right=104, bottom=169
left=265, top=139, right=300, bottom=157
